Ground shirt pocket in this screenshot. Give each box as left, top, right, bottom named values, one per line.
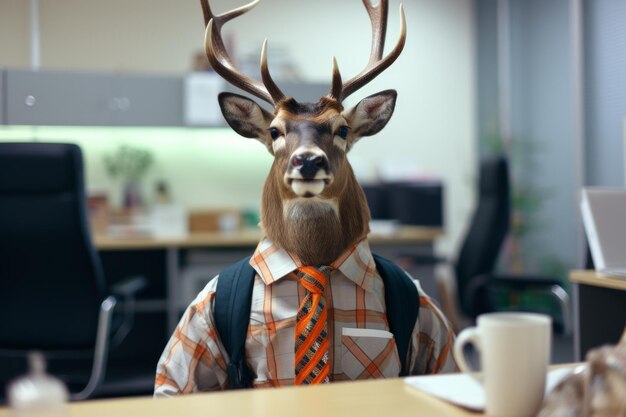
left=341, top=328, right=401, bottom=380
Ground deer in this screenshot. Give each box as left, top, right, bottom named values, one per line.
left=154, top=1, right=459, bottom=395
left=201, top=0, right=406, bottom=267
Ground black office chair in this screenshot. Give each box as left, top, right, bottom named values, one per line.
left=0, top=143, right=145, bottom=401
left=425, top=156, right=571, bottom=333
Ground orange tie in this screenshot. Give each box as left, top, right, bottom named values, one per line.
left=294, top=266, right=332, bottom=385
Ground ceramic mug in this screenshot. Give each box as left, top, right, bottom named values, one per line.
left=453, top=312, right=552, bottom=417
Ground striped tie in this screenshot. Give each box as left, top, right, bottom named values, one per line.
left=294, top=265, right=332, bottom=385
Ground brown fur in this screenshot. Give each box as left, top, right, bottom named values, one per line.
left=261, top=159, right=370, bottom=266
left=219, top=93, right=396, bottom=266
left=275, top=97, right=343, bottom=119
left=259, top=98, right=371, bottom=265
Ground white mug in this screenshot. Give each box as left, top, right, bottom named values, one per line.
left=453, top=312, right=552, bottom=417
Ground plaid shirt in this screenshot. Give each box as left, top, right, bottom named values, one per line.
left=154, top=238, right=456, bottom=396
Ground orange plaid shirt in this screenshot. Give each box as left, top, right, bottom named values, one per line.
left=154, top=238, right=456, bottom=396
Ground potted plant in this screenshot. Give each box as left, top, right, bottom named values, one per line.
left=104, top=145, right=154, bottom=210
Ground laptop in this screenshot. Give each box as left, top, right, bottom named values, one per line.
left=580, top=188, right=626, bottom=278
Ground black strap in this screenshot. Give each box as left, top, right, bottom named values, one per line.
left=214, top=256, right=256, bottom=389
left=213, top=253, right=419, bottom=388
left=372, top=253, right=419, bottom=376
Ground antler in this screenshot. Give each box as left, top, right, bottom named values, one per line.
left=201, top=0, right=285, bottom=105
left=329, top=1, right=407, bottom=102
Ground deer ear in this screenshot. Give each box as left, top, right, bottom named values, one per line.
left=344, top=90, right=397, bottom=138
left=218, top=92, right=273, bottom=139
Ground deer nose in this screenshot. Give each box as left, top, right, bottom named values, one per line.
left=291, top=154, right=328, bottom=179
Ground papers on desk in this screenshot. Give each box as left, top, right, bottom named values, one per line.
left=404, top=366, right=578, bottom=411
left=106, top=205, right=188, bottom=239
left=368, top=220, right=400, bottom=236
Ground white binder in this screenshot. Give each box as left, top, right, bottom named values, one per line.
left=580, top=188, right=626, bottom=277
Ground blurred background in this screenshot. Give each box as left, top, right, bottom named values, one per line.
left=0, top=0, right=625, bottom=401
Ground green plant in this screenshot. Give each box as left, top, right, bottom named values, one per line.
left=480, top=134, right=566, bottom=277
left=104, top=145, right=154, bottom=183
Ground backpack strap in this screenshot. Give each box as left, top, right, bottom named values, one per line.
left=214, top=256, right=256, bottom=389
left=373, top=253, right=419, bottom=376
left=214, top=253, right=420, bottom=388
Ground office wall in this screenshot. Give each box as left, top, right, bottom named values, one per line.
left=584, top=0, right=626, bottom=187
left=0, top=1, right=29, bottom=66
left=475, top=0, right=500, bottom=148
left=0, top=0, right=476, bottom=253
left=509, top=0, right=580, bottom=272
left=476, top=0, right=582, bottom=274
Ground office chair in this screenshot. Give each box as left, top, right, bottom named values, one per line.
left=0, top=143, right=145, bottom=401
left=416, top=156, right=571, bottom=333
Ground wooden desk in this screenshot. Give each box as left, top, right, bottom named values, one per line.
left=0, top=378, right=475, bottom=417
left=93, top=226, right=444, bottom=251
left=94, top=226, right=443, bottom=333
left=569, top=270, right=626, bottom=360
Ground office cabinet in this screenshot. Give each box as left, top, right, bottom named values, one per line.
left=279, top=81, right=329, bottom=103
left=110, top=75, right=183, bottom=126
left=223, top=80, right=328, bottom=110
left=4, top=69, right=183, bottom=126
left=6, top=70, right=112, bottom=125
left=2, top=68, right=329, bottom=128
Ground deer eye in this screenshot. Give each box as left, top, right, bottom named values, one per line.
left=337, top=126, right=350, bottom=139
left=268, top=127, right=281, bottom=140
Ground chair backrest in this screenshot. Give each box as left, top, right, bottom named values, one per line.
left=454, top=155, right=511, bottom=317
left=0, top=143, right=106, bottom=350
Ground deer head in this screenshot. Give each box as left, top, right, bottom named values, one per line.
left=201, top=0, right=406, bottom=266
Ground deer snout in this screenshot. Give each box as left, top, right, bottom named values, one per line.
left=291, top=154, right=328, bottom=179
left=285, top=151, right=333, bottom=198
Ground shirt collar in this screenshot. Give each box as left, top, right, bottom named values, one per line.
left=249, top=237, right=377, bottom=292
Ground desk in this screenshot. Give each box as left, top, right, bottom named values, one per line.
left=569, top=270, right=626, bottom=361
left=0, top=378, right=474, bottom=417
left=93, top=226, right=444, bottom=250
left=94, top=226, right=443, bottom=333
